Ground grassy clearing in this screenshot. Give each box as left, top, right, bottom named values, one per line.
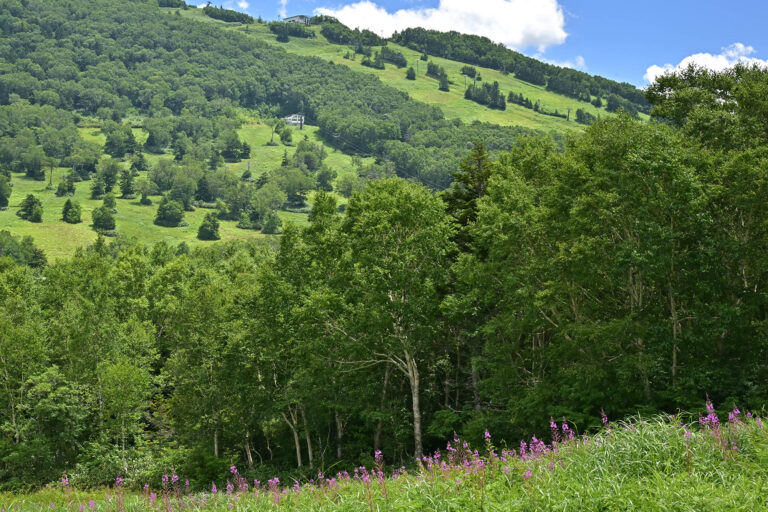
left=3, top=409, right=767, bottom=510
left=1, top=120, right=363, bottom=259
left=232, top=22, right=628, bottom=134
left=170, top=8, right=635, bottom=135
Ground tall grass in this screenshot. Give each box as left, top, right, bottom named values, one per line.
left=2, top=403, right=767, bottom=511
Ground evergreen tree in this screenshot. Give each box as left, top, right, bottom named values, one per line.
left=91, top=205, right=115, bottom=231
left=195, top=175, right=214, bottom=203
left=197, top=212, right=220, bottom=240
left=406, top=67, right=416, bottom=80
left=90, top=174, right=106, bottom=199
left=442, top=141, right=491, bottom=249
left=119, top=168, right=134, bottom=198
left=439, top=73, right=450, bottom=92
left=261, top=210, right=282, bottom=234
left=103, top=193, right=117, bottom=212
left=16, top=194, right=43, bottom=222
left=154, top=196, right=185, bottom=227
left=0, top=175, right=11, bottom=208
left=61, top=199, right=82, bottom=224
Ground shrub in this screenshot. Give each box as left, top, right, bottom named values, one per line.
left=91, top=206, right=115, bottom=231
left=197, top=213, right=220, bottom=241
left=154, top=196, right=185, bottom=227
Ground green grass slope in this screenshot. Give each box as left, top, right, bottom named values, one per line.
left=1, top=120, right=363, bottom=260
left=3, top=411, right=767, bottom=510
left=172, top=8, right=635, bottom=135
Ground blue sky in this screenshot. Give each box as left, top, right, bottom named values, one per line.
left=227, top=0, right=768, bottom=85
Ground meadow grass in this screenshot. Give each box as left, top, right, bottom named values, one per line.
left=2, top=406, right=766, bottom=511
left=0, top=119, right=366, bottom=259
left=230, top=23, right=646, bottom=134
left=170, top=8, right=647, bottom=136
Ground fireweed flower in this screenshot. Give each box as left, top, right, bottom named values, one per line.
left=226, top=481, right=234, bottom=494
left=171, top=474, right=179, bottom=485
left=230, top=464, right=238, bottom=475
left=61, top=473, right=69, bottom=487
left=484, top=430, right=491, bottom=440
left=523, top=471, right=532, bottom=479
left=212, top=483, right=218, bottom=493
left=162, top=474, right=169, bottom=485
left=115, top=476, right=123, bottom=487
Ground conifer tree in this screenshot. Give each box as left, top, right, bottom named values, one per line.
left=119, top=169, right=134, bottom=198
left=16, top=194, right=43, bottom=222
left=61, top=199, right=82, bottom=224
left=197, top=212, right=220, bottom=240
left=0, top=175, right=11, bottom=208
left=442, top=141, right=491, bottom=249
left=406, top=67, right=416, bottom=80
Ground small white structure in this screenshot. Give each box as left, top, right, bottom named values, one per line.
left=283, top=113, right=305, bottom=128
left=284, top=15, right=310, bottom=25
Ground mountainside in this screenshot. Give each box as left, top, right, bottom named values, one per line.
left=0, top=0, right=536, bottom=258
left=173, top=7, right=648, bottom=134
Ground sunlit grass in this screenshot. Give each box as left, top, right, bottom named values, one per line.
left=3, top=410, right=767, bottom=511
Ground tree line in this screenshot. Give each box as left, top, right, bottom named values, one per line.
left=391, top=27, right=649, bottom=113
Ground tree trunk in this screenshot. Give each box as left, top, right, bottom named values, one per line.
left=335, top=411, right=344, bottom=459
left=669, top=287, right=681, bottom=387
left=244, top=431, right=254, bottom=469
left=300, top=406, right=313, bottom=467
left=470, top=356, right=481, bottom=412
left=405, top=353, right=423, bottom=460
left=282, top=409, right=302, bottom=468
left=213, top=427, right=219, bottom=458
left=373, top=363, right=391, bottom=451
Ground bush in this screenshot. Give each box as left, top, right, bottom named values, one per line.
left=154, top=196, right=185, bottom=227
left=91, top=206, right=115, bottom=231
left=16, top=194, right=43, bottom=222
left=261, top=210, right=282, bottom=234
left=197, top=213, right=220, bottom=241
left=61, top=199, right=82, bottom=224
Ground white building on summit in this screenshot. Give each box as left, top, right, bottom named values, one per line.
left=284, top=15, right=310, bottom=25
left=283, top=113, right=305, bottom=128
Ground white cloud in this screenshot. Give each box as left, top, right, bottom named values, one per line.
left=314, top=0, right=567, bottom=52
left=539, top=54, right=585, bottom=70
left=644, top=43, right=768, bottom=83
left=237, top=0, right=249, bottom=9
left=279, top=0, right=288, bottom=18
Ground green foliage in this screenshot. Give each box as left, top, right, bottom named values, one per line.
left=61, top=199, right=82, bottom=224
left=102, top=193, right=117, bottom=211
left=0, top=174, right=11, bottom=208
left=197, top=212, right=220, bottom=240
left=154, top=196, right=185, bottom=227
left=16, top=194, right=43, bottom=222
left=405, top=67, right=416, bottom=80
left=91, top=205, right=115, bottom=231
left=202, top=5, right=254, bottom=23
left=0, top=231, right=46, bottom=267
left=393, top=27, right=648, bottom=112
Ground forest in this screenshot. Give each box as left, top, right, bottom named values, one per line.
left=2, top=0, right=768, bottom=499
left=3, top=47, right=768, bottom=490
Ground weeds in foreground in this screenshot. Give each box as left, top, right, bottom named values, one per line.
left=2, top=400, right=767, bottom=511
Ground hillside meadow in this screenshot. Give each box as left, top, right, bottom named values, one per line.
left=170, top=8, right=632, bottom=135
left=1, top=120, right=365, bottom=259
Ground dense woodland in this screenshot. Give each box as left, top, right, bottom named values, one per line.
left=1, top=0, right=768, bottom=495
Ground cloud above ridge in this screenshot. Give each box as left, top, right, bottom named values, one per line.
left=314, top=0, right=568, bottom=52
left=645, top=43, right=768, bottom=83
